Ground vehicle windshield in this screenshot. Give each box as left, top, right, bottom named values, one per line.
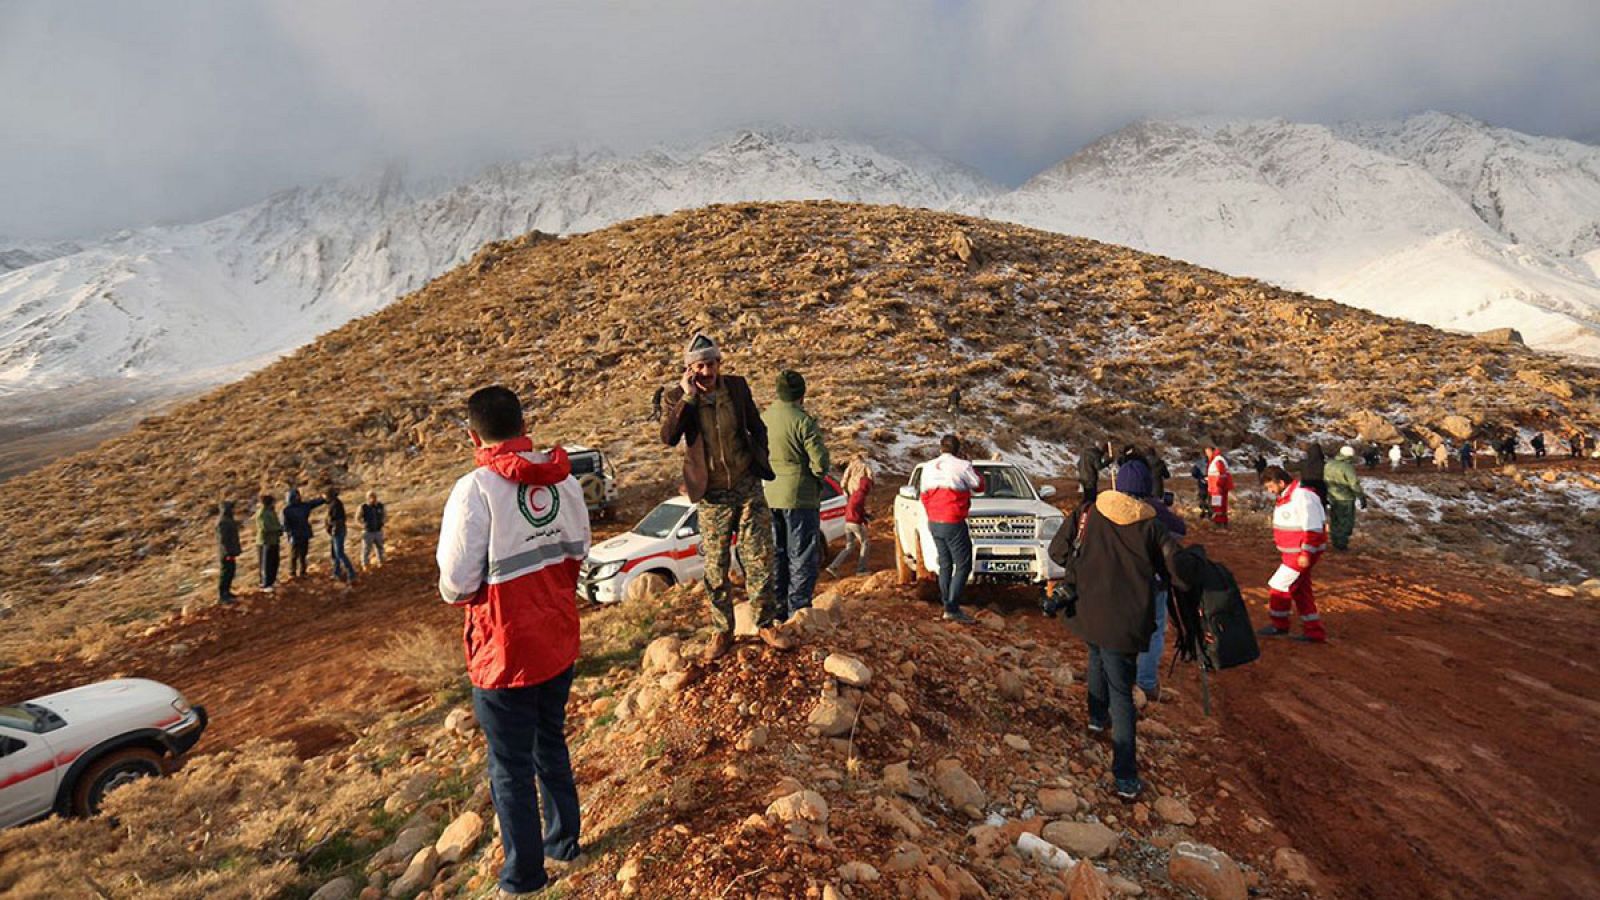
left=975, top=466, right=1036, bottom=500
left=569, top=453, right=599, bottom=475
left=634, top=502, right=690, bottom=539
left=0, top=704, right=41, bottom=732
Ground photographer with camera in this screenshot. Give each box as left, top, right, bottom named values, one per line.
left=1046, top=483, right=1184, bottom=802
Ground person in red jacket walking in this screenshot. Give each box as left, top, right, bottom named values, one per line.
left=919, top=435, right=984, bottom=624
left=1259, top=465, right=1328, bottom=643
left=437, top=386, right=592, bottom=897
left=827, top=454, right=874, bottom=577
left=1205, top=446, right=1234, bottom=526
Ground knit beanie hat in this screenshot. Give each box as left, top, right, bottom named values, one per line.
left=684, top=333, right=721, bottom=366
left=776, top=369, right=806, bottom=401
left=1113, top=458, right=1153, bottom=497
left=1339, top=445, right=1356, bottom=457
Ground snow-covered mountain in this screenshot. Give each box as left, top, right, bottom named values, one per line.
left=0, top=129, right=997, bottom=396
left=3, top=114, right=1600, bottom=415
left=985, top=113, right=1600, bottom=354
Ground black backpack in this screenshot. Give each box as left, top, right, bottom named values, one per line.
left=1171, top=545, right=1259, bottom=671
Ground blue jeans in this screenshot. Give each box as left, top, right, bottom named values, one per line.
left=771, top=507, right=822, bottom=619
left=473, top=666, right=581, bottom=894
left=1136, top=588, right=1169, bottom=694
left=329, top=532, right=356, bottom=582
left=928, top=521, right=973, bottom=612
left=1086, top=644, right=1139, bottom=782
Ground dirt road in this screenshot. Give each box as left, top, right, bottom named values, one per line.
left=1, top=494, right=1596, bottom=898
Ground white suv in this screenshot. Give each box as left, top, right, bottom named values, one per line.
left=579, top=478, right=847, bottom=604
left=892, top=460, right=1066, bottom=592
left=0, top=678, right=207, bottom=828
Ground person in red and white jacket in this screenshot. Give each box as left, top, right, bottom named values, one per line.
left=436, top=386, right=591, bottom=896
left=1205, top=446, right=1234, bottom=526
left=1260, top=465, right=1328, bottom=643
left=919, top=435, right=985, bottom=624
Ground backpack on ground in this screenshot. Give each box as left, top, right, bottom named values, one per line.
left=1171, top=545, right=1260, bottom=671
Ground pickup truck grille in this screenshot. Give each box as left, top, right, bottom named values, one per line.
left=968, top=515, right=1036, bottom=540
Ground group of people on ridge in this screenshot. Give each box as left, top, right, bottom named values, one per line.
left=214, top=486, right=387, bottom=603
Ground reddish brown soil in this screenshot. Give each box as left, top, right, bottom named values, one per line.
left=2, top=485, right=1596, bottom=898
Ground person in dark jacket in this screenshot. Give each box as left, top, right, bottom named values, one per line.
left=255, top=494, right=282, bottom=590
left=325, top=488, right=356, bottom=584
left=1145, top=446, right=1169, bottom=501
left=1048, top=487, right=1183, bottom=801
left=359, top=490, right=387, bottom=569
left=216, top=500, right=242, bottom=604
left=1531, top=432, right=1546, bottom=458
left=1113, top=459, right=1186, bottom=701
left=1300, top=443, right=1327, bottom=504
left=1078, top=442, right=1108, bottom=504
left=660, top=333, right=788, bottom=662
left=281, top=488, right=327, bottom=579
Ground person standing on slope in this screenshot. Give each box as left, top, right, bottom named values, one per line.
left=1112, top=456, right=1188, bottom=703
left=1300, top=442, right=1327, bottom=504
left=1078, top=441, right=1108, bottom=504
left=216, top=500, right=241, bottom=605
left=1458, top=440, right=1475, bottom=471
left=325, top=488, right=356, bottom=585
left=920, top=434, right=984, bottom=624
left=763, top=369, right=831, bottom=620
left=660, top=334, right=792, bottom=662
left=1205, top=446, right=1233, bottom=526
left=254, top=494, right=282, bottom=591
left=1531, top=432, right=1546, bottom=459
left=827, top=455, right=875, bottom=578
left=281, top=488, right=326, bottom=579
left=360, top=490, right=387, bottom=570
left=1259, top=465, right=1328, bottom=643
left=1047, top=477, right=1184, bottom=802
left=1324, top=446, right=1367, bottom=551
left=436, top=386, right=590, bottom=898
left=1433, top=442, right=1450, bottom=470
left=1389, top=444, right=1403, bottom=470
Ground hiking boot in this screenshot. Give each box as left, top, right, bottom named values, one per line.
left=1291, top=634, right=1326, bottom=644
left=758, top=625, right=798, bottom=651
left=942, top=608, right=976, bottom=625
left=702, top=631, right=734, bottom=663
left=1114, top=777, right=1144, bottom=802
left=1086, top=720, right=1108, bottom=737
left=546, top=852, right=590, bottom=874
left=1257, top=625, right=1288, bottom=637
left=824, top=566, right=840, bottom=579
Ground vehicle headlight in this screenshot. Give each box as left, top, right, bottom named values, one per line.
left=590, top=560, right=624, bottom=581
left=1037, top=516, right=1064, bottom=541
left=171, top=696, right=192, bottom=715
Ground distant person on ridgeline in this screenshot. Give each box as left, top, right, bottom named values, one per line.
left=1190, top=459, right=1207, bottom=513
left=660, top=333, right=791, bottom=662
left=1078, top=442, right=1108, bottom=504
left=649, top=385, right=665, bottom=423
left=827, top=455, right=875, bottom=578
left=762, top=369, right=831, bottom=620
left=947, top=386, right=962, bottom=416
left=1388, top=444, right=1403, bottom=471
left=1205, top=446, right=1233, bottom=525
left=435, top=386, right=590, bottom=897
left=1300, top=442, right=1327, bottom=504
left=1500, top=435, right=1518, bottom=464
left=325, top=488, right=356, bottom=585
left=1362, top=445, right=1380, bottom=469
left=1047, top=467, right=1185, bottom=802
left=281, top=488, right=326, bottom=579
left=216, top=500, right=241, bottom=605
left=1112, top=455, right=1188, bottom=703
left=1568, top=431, right=1582, bottom=458
left=1458, top=440, right=1475, bottom=471
left=359, top=490, right=387, bottom=569
left=1531, top=432, right=1546, bottom=459
left=1325, top=446, right=1368, bottom=551
left=1259, top=465, right=1328, bottom=643
left=254, top=494, right=282, bottom=591
left=1251, top=452, right=1268, bottom=488
left=920, top=434, right=984, bottom=625
left=1411, top=439, right=1428, bottom=468
left=1433, top=442, right=1450, bottom=470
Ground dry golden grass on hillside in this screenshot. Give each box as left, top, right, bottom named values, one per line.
left=0, top=201, right=1595, bottom=665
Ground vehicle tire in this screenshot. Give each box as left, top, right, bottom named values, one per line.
left=894, top=529, right=913, bottom=585
left=71, top=747, right=165, bottom=816
left=625, top=571, right=671, bottom=604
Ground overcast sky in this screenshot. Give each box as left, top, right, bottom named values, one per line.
left=2, top=0, right=1597, bottom=239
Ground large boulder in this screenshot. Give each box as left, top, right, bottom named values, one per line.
left=1347, top=410, right=1403, bottom=445
left=1168, top=842, right=1246, bottom=900
left=1041, top=821, right=1119, bottom=859
left=823, top=653, right=873, bottom=687
left=1439, top=415, right=1476, bottom=440
left=933, top=759, right=987, bottom=817
left=435, top=810, right=485, bottom=864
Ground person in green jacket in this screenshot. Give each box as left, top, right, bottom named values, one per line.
left=1325, top=446, right=1368, bottom=551
left=255, top=494, right=283, bottom=590
left=762, top=370, right=831, bottom=619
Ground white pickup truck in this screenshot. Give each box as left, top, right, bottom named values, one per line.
left=1, top=678, right=207, bottom=828
left=578, top=478, right=847, bottom=604
left=892, top=460, right=1066, bottom=592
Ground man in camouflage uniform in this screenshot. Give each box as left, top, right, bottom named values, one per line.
left=1324, top=446, right=1367, bottom=551
left=662, top=334, right=794, bottom=662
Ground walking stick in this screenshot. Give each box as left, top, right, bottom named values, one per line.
left=1199, top=660, right=1212, bottom=717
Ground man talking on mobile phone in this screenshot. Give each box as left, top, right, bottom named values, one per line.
left=661, top=334, right=795, bottom=662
